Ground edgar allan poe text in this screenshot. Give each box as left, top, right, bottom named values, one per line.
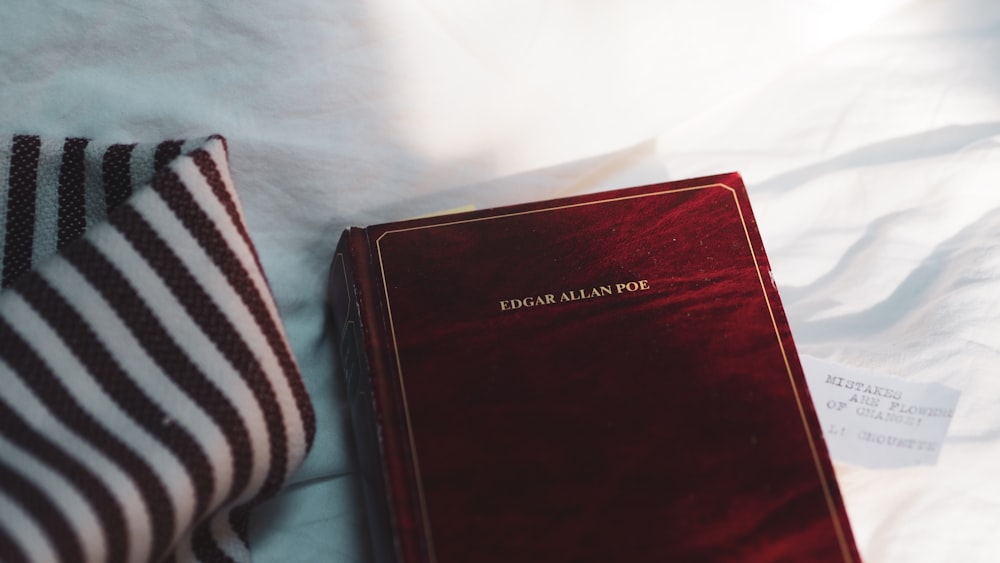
left=499, top=280, right=650, bottom=311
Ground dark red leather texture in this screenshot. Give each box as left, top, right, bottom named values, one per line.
left=350, top=173, right=859, bottom=562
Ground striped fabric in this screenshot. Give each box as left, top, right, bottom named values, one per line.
left=0, top=135, right=316, bottom=562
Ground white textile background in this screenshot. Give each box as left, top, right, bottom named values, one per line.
left=2, top=0, right=997, bottom=561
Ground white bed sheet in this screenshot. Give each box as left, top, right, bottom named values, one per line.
left=2, top=0, right=998, bottom=561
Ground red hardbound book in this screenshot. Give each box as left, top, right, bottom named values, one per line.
left=329, top=173, right=860, bottom=563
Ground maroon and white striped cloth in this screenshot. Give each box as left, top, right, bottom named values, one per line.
left=0, top=135, right=316, bottom=562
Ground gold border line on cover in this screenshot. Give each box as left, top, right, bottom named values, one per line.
left=374, top=182, right=853, bottom=563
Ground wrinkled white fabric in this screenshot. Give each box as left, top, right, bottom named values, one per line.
left=1, top=0, right=997, bottom=561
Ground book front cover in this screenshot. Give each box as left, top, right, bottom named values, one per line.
left=366, top=175, right=857, bottom=562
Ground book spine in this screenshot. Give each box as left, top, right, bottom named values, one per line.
left=329, top=228, right=395, bottom=563
left=329, top=228, right=426, bottom=563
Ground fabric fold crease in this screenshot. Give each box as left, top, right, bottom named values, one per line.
left=0, top=134, right=315, bottom=563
